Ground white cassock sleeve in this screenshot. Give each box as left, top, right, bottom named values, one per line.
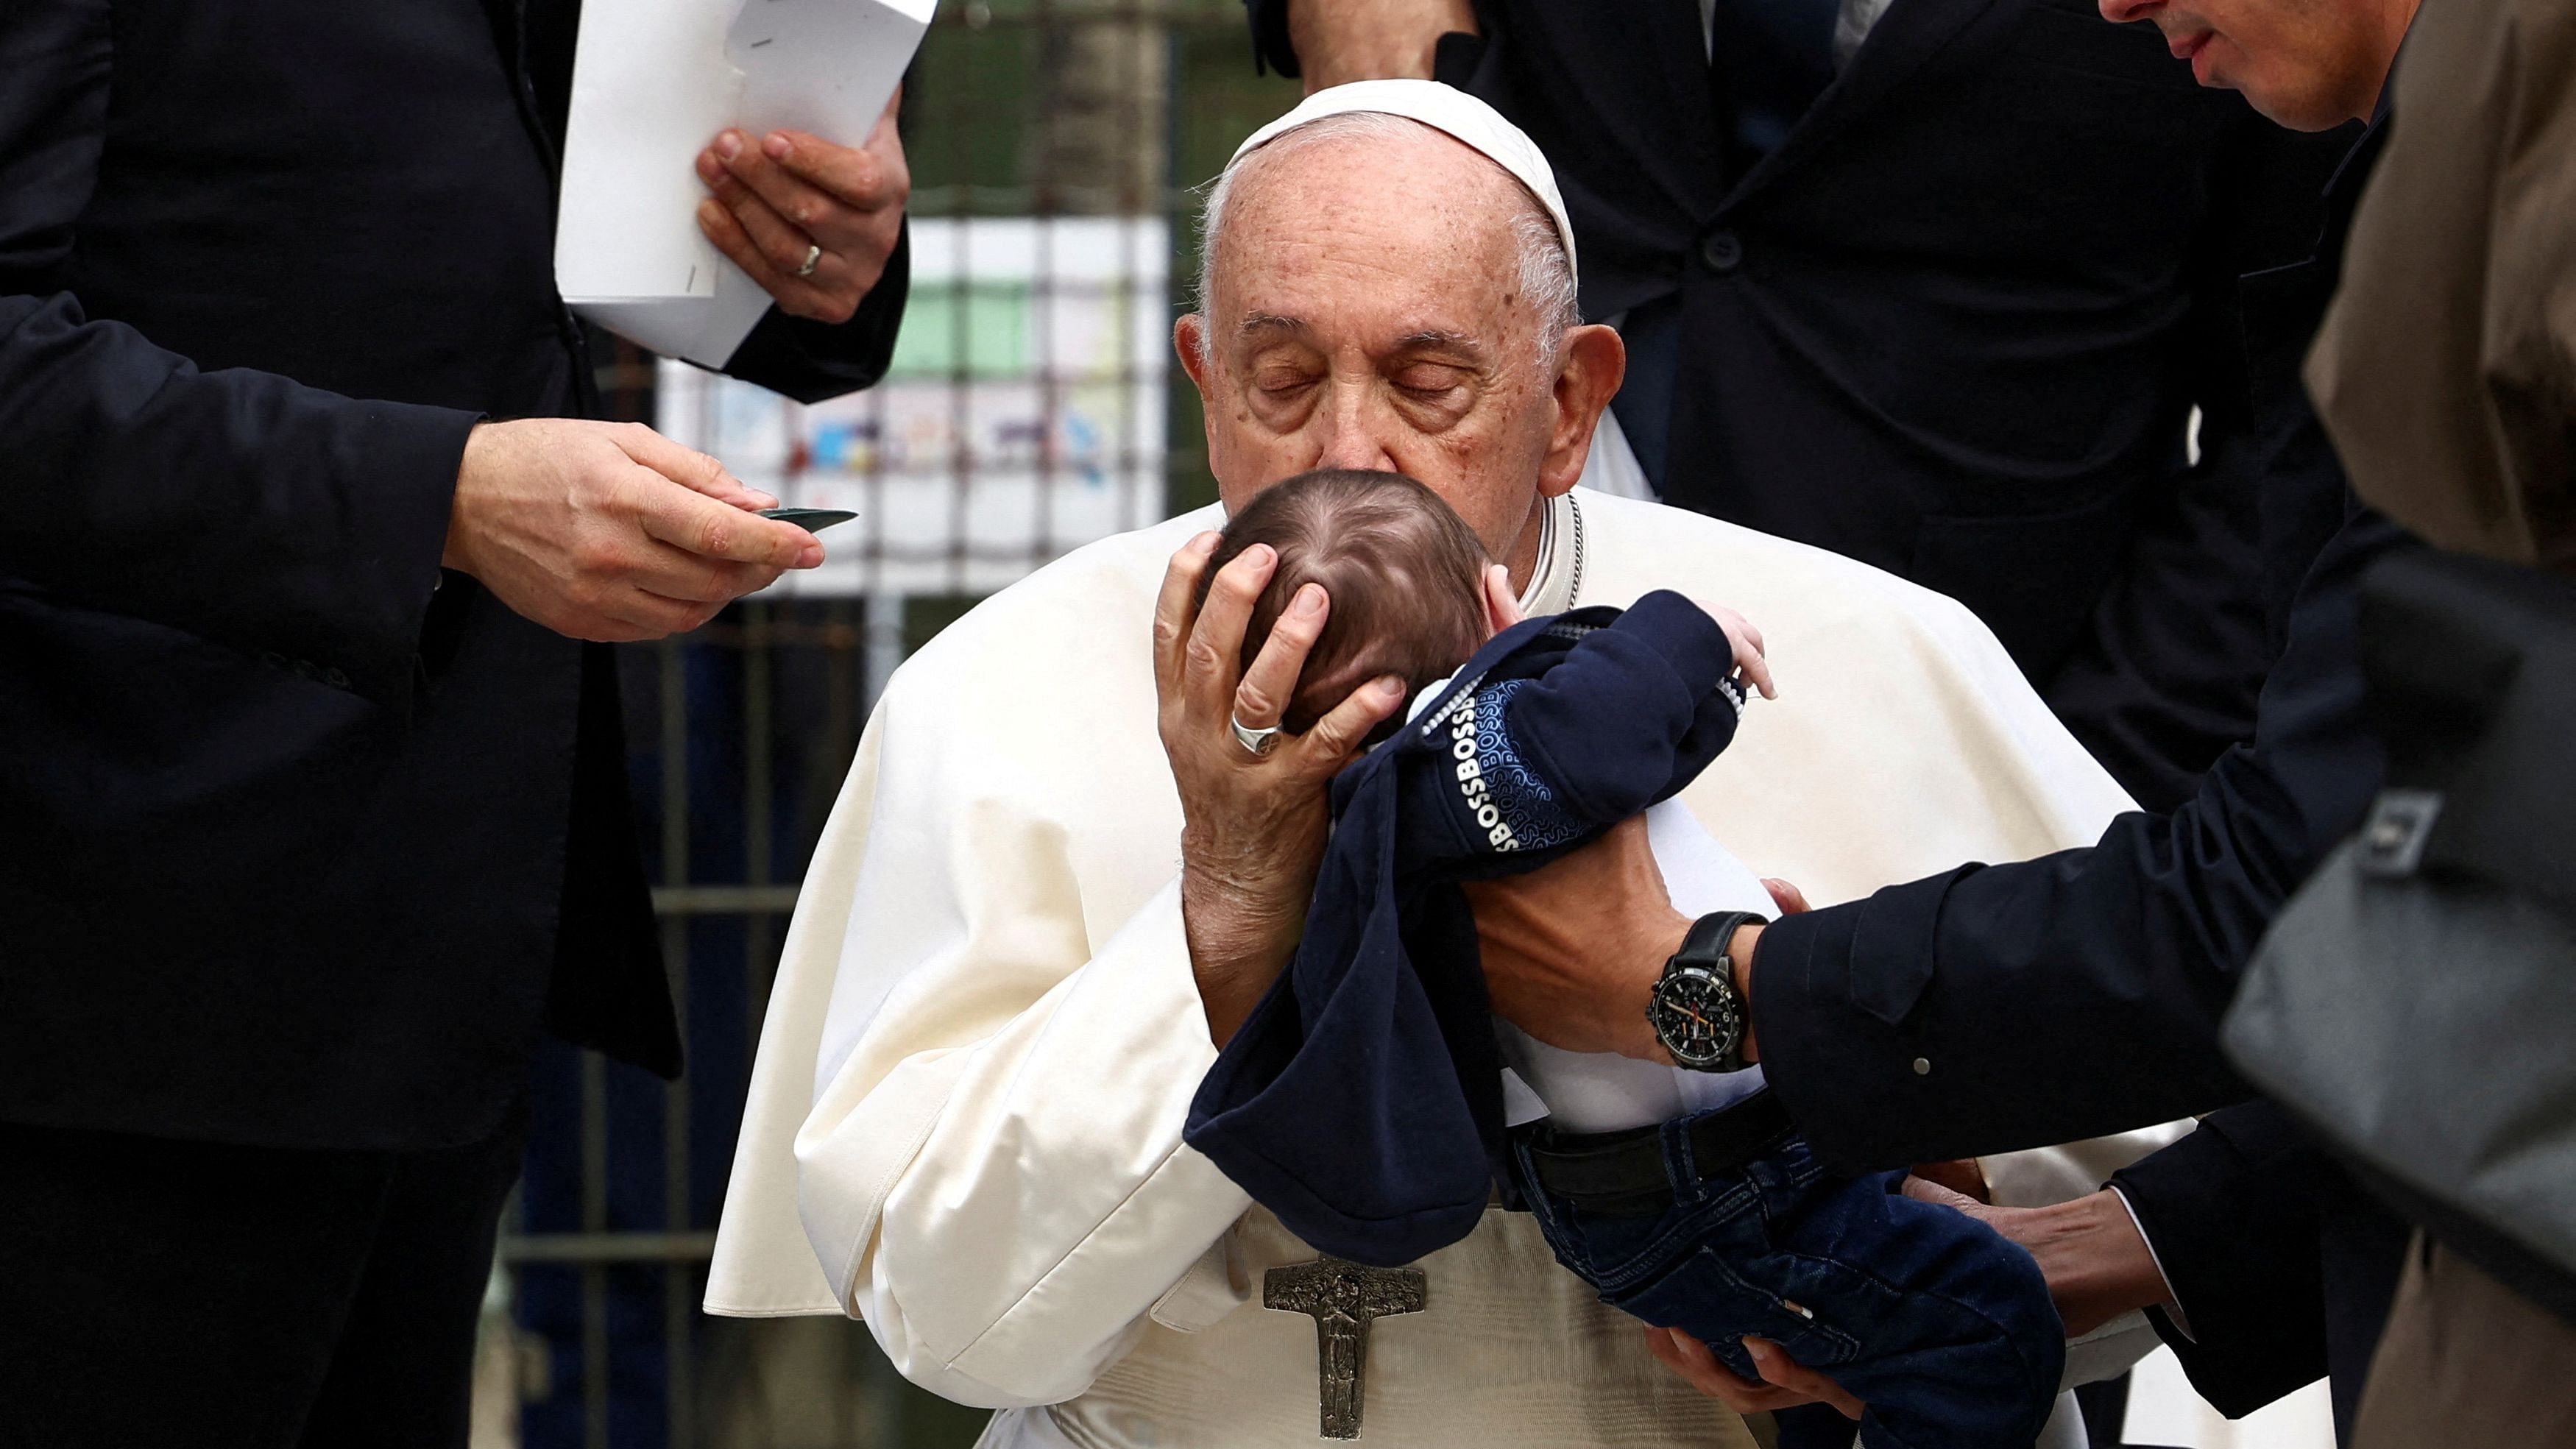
left=779, top=662, right=1254, bottom=1409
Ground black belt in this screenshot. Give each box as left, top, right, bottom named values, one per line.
left=1517, top=1090, right=1794, bottom=1218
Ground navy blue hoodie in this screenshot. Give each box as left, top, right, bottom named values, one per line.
left=1186, top=591, right=1745, bottom=1265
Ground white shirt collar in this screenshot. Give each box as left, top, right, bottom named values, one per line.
left=1517, top=490, right=1586, bottom=619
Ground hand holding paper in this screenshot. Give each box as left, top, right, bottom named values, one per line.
left=556, top=0, right=932, bottom=366
left=694, top=92, right=909, bottom=325
left=442, top=420, right=825, bottom=642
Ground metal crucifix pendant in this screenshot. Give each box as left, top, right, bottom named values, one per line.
left=1262, top=1257, right=1427, bottom=1439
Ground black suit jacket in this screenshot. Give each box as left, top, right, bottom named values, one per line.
left=1250, top=0, right=2357, bottom=810
left=1755, top=501, right=2410, bottom=1154
left=0, top=0, right=906, bottom=1152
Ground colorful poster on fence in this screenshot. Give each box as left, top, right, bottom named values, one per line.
left=657, top=216, right=1171, bottom=596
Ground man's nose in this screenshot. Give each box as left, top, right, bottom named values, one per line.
left=2098, top=0, right=2157, bottom=22
left=1311, top=386, right=1397, bottom=475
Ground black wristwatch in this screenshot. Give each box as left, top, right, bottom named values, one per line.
left=1647, top=910, right=1765, bottom=1072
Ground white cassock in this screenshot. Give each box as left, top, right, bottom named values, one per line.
left=708, top=486, right=2162, bottom=1448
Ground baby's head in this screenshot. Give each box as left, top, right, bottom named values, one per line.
left=1204, top=470, right=1496, bottom=733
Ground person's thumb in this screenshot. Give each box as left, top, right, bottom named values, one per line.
left=1744, top=1336, right=1865, bottom=1420
left=1898, top=1175, right=1981, bottom=1211
left=1761, top=877, right=1811, bottom=915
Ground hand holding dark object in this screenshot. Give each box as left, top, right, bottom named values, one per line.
left=1643, top=1325, right=1866, bottom=1420
left=1151, top=531, right=1406, bottom=1046
left=442, top=419, right=822, bottom=642
left=1899, top=1177, right=2172, bottom=1336
left=695, top=90, right=909, bottom=325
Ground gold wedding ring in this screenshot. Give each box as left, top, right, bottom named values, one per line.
left=793, top=243, right=822, bottom=277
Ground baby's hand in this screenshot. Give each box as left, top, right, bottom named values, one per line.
left=1703, top=603, right=1776, bottom=701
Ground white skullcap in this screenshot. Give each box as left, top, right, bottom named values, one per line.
left=1228, top=79, right=1579, bottom=284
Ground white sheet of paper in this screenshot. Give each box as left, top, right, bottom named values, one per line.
left=556, top=0, right=933, bottom=368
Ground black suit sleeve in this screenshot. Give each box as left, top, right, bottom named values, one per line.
left=0, top=0, right=473, bottom=706
left=2042, top=118, right=2367, bottom=812
left=1752, top=509, right=2411, bottom=1169
left=2115, top=1102, right=2334, bottom=1415
left=719, top=224, right=912, bottom=405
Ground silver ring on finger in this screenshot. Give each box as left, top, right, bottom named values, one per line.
left=793, top=242, right=823, bottom=277
left=1228, top=713, right=1282, bottom=757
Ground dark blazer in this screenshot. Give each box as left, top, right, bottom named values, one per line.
left=1249, top=0, right=2357, bottom=810
left=0, top=0, right=906, bottom=1152
left=1749, top=110, right=2388, bottom=1163
left=1752, top=500, right=2410, bottom=1147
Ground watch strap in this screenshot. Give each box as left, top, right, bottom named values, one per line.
left=1674, top=909, right=1767, bottom=971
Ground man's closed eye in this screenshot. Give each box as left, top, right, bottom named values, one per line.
left=1393, top=364, right=1469, bottom=397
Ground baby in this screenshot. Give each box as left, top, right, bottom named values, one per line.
left=1186, top=469, right=2064, bottom=1449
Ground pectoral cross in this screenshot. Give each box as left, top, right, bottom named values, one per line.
left=1262, top=1257, right=1427, bottom=1439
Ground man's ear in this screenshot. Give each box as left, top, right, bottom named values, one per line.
left=1536, top=323, right=1626, bottom=500
left=1481, top=563, right=1524, bottom=634
left=1176, top=313, right=1231, bottom=483
left=1175, top=313, right=1214, bottom=397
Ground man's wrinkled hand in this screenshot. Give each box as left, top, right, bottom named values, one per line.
left=442, top=419, right=821, bottom=642
left=1153, top=531, right=1406, bottom=1046
left=1643, top=1326, right=1865, bottom=1420
left=1465, top=815, right=1690, bottom=1062
left=696, top=89, right=908, bottom=325
left=1898, top=1178, right=2172, bottom=1336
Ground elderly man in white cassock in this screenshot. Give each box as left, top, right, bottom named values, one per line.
left=709, top=81, right=2162, bottom=1448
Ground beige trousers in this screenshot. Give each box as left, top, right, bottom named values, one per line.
left=2353, top=1233, right=2576, bottom=1448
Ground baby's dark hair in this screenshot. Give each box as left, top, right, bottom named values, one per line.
left=1200, top=469, right=1493, bottom=734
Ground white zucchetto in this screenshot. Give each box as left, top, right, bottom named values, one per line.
left=1228, top=79, right=1579, bottom=283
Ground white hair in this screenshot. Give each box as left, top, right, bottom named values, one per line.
left=1191, top=112, right=1582, bottom=368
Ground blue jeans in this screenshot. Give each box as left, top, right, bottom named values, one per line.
left=1509, top=1112, right=2064, bottom=1449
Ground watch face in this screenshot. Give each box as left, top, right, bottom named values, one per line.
left=1649, top=966, right=1741, bottom=1070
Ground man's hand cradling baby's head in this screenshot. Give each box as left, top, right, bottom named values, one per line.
left=1198, top=469, right=1496, bottom=735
